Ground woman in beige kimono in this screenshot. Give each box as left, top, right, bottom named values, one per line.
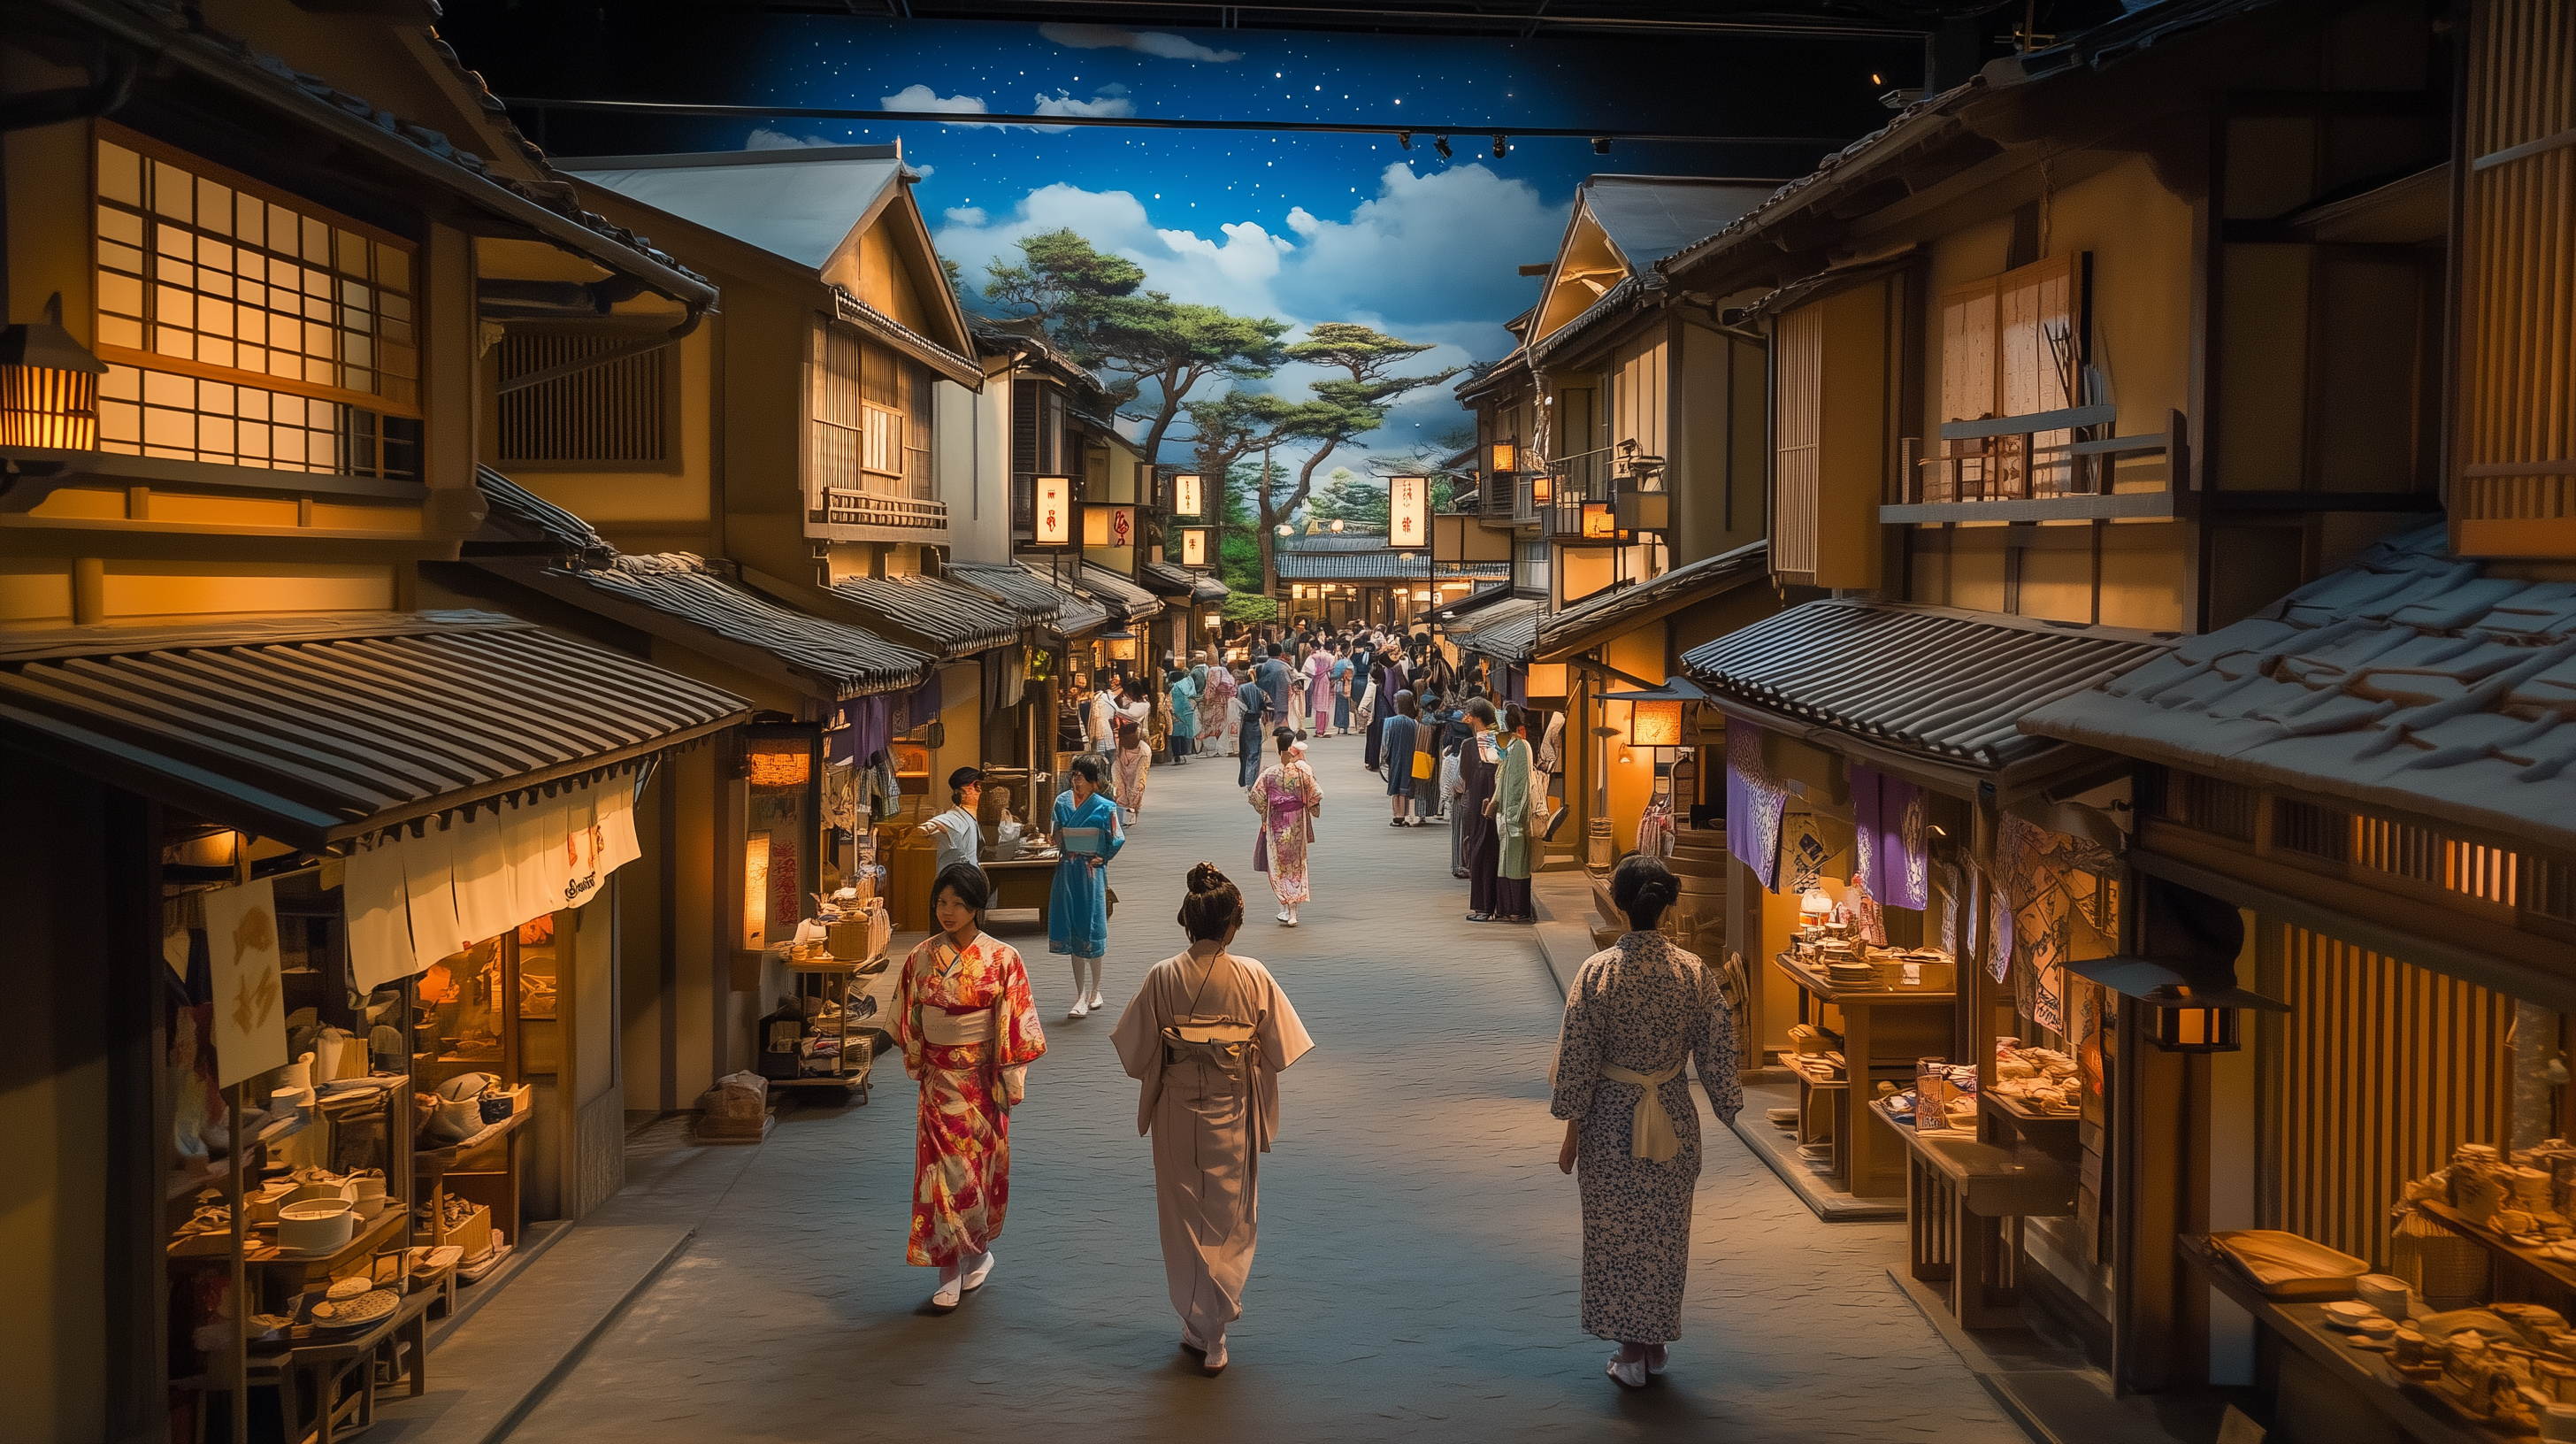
left=1110, top=864, right=1315, bottom=1376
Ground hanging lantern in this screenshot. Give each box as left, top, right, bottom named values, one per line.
left=1083, top=503, right=1137, bottom=549
left=1490, top=441, right=1517, bottom=476
left=1531, top=472, right=1553, bottom=506
left=0, top=294, right=107, bottom=450
left=1033, top=476, right=1074, bottom=546
left=1173, top=472, right=1203, bottom=518
left=1581, top=502, right=1615, bottom=539
left=1275, top=522, right=1292, bottom=537
left=1626, top=698, right=1683, bottom=747
left=1179, top=526, right=1209, bottom=568
left=1102, top=626, right=1138, bottom=662
left=2150, top=993, right=2242, bottom=1052
left=1389, top=473, right=1429, bottom=553
left=1329, top=518, right=1346, bottom=533
left=1614, top=485, right=1672, bottom=534
left=2063, top=880, right=2286, bottom=1056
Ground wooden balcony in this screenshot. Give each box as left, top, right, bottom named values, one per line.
left=1879, top=406, right=2188, bottom=524
left=1544, top=444, right=1663, bottom=544
left=821, top=487, right=948, bottom=535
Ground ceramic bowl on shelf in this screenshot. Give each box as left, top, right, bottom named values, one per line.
left=2322, top=1300, right=2380, bottom=1331
left=276, top=1200, right=355, bottom=1254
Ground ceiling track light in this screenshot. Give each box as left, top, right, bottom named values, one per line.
left=1491, top=134, right=1508, bottom=158
left=1591, top=135, right=1611, bottom=155
left=1432, top=134, right=1452, bottom=159
left=1397, top=130, right=1412, bottom=150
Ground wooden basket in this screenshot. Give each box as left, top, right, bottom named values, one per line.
left=2392, top=1210, right=2491, bottom=1310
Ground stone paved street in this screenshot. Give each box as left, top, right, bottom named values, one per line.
left=497, top=736, right=2024, bottom=1443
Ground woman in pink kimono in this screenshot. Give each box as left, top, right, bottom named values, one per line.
left=895, top=864, right=1048, bottom=1311
left=1246, top=728, right=1322, bottom=926
left=1206, top=653, right=1242, bottom=757
left=1306, top=644, right=1337, bottom=736
left=1110, top=864, right=1315, bottom=1376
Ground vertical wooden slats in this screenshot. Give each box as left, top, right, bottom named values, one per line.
left=2278, top=925, right=2514, bottom=1267
left=2457, top=0, right=2576, bottom=529
left=1774, top=304, right=1822, bottom=575
left=495, top=334, right=668, bottom=465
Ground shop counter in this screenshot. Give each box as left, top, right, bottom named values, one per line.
left=1873, top=1099, right=2074, bottom=1329
left=982, top=856, right=1062, bottom=921
left=2180, top=1233, right=2494, bottom=1444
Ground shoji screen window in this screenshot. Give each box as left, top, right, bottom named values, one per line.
left=92, top=133, right=421, bottom=479
left=811, top=321, right=864, bottom=498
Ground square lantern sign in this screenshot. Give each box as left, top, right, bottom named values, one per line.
left=1084, top=503, right=1137, bottom=549
left=1033, top=476, right=1074, bottom=547
left=1172, top=472, right=1203, bottom=518
left=1179, top=526, right=1211, bottom=569
left=1390, top=474, right=1429, bottom=552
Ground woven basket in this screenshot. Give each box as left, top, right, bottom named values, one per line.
left=2392, top=1209, right=2490, bottom=1310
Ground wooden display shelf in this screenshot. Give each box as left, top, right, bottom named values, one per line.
left=1775, top=951, right=1955, bottom=1199
left=1782, top=1053, right=1848, bottom=1089
left=1776, top=950, right=1959, bottom=1004
left=2418, top=1200, right=2576, bottom=1303
left=410, top=1105, right=531, bottom=1174
left=170, top=1202, right=404, bottom=1275
left=1878, top=1098, right=2075, bottom=1330
left=2180, top=1233, right=2496, bottom=1444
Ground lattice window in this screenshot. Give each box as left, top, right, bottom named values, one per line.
left=92, top=132, right=418, bottom=479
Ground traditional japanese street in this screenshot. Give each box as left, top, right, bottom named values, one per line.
left=373, top=746, right=2023, bottom=1444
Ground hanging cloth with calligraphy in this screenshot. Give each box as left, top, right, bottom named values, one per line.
left=1851, top=764, right=1929, bottom=910
left=1725, top=723, right=1788, bottom=891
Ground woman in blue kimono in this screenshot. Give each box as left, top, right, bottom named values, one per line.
left=1047, top=753, right=1126, bottom=1019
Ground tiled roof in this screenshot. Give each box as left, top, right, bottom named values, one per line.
left=0, top=611, right=748, bottom=848
left=1278, top=532, right=1399, bottom=552
left=1016, top=564, right=1110, bottom=639
left=475, top=466, right=611, bottom=563
left=830, top=573, right=1021, bottom=657
left=1138, top=560, right=1229, bottom=603
left=1453, top=599, right=1545, bottom=664
left=1276, top=550, right=1511, bottom=581
left=1536, top=542, right=1768, bottom=662
left=1434, top=581, right=1519, bottom=626
left=2024, top=522, right=2576, bottom=853
left=942, top=560, right=1066, bottom=622
left=573, top=555, right=931, bottom=697
left=1076, top=564, right=1164, bottom=622
left=1683, top=600, right=2174, bottom=773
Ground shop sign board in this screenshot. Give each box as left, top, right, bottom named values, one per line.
left=1084, top=503, right=1137, bottom=549
left=203, top=878, right=287, bottom=1087
left=1034, top=476, right=1073, bottom=546
left=1390, top=474, right=1429, bottom=551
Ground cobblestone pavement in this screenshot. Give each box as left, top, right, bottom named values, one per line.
left=506, top=735, right=2023, bottom=1443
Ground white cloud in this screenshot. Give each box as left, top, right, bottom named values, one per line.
left=1039, top=22, right=1242, bottom=63
left=745, top=127, right=841, bottom=150
left=881, top=83, right=989, bottom=115
left=1031, top=89, right=1137, bottom=120
left=928, top=164, right=1562, bottom=468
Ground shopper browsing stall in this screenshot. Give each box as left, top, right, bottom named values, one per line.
left=895, top=863, right=1048, bottom=1312
left=1109, top=864, right=1315, bottom=1377
left=918, top=768, right=985, bottom=877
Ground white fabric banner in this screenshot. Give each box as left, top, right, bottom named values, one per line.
left=401, top=822, right=467, bottom=973
left=448, top=806, right=516, bottom=946
left=345, top=775, right=648, bottom=981
left=596, top=780, right=641, bottom=876
left=202, top=879, right=288, bottom=1087
left=343, top=841, right=416, bottom=992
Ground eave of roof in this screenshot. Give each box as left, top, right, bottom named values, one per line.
left=1535, top=541, right=1769, bottom=663
left=834, top=288, right=984, bottom=390
left=941, top=560, right=1068, bottom=623
left=1075, top=564, right=1164, bottom=622
left=1452, top=598, right=1545, bottom=664
left=2022, top=521, right=2576, bottom=856
left=1683, top=599, right=2174, bottom=782
left=829, top=573, right=1021, bottom=657
left=42, top=0, right=714, bottom=310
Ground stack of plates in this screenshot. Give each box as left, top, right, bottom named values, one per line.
left=1826, top=960, right=1879, bottom=987
left=310, top=1288, right=396, bottom=1331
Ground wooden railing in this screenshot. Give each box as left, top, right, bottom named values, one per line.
left=824, top=488, right=948, bottom=533
left=1909, top=405, right=2188, bottom=503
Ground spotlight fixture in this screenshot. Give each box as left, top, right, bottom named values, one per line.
left=1396, top=130, right=1412, bottom=150
left=1591, top=136, right=1611, bottom=155
left=1491, top=134, right=1508, bottom=158
left=1432, top=134, right=1452, bottom=159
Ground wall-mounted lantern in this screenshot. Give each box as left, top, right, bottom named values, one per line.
left=0, top=294, right=106, bottom=450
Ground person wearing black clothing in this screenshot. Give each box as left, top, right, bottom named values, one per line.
left=1235, top=668, right=1271, bottom=788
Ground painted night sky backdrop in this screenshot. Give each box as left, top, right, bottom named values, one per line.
left=444, top=7, right=1914, bottom=469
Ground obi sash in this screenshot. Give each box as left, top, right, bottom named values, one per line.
left=1599, top=1059, right=1685, bottom=1162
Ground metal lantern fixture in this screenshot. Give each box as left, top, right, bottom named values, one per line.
left=1581, top=502, right=1615, bottom=540
left=1614, top=486, right=1672, bottom=534
left=1531, top=471, right=1553, bottom=506
left=2062, top=879, right=2287, bottom=1055
left=1083, top=503, right=1138, bottom=549
left=1179, top=526, right=1209, bottom=568
left=1102, top=626, right=1138, bottom=662
left=1032, top=476, right=1074, bottom=547
left=0, top=293, right=107, bottom=449
left=1173, top=472, right=1203, bottom=518
left=1489, top=442, right=1517, bottom=476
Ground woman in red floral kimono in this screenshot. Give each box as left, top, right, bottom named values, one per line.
left=895, top=863, right=1048, bottom=1310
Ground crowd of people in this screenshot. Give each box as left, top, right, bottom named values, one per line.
left=889, top=616, right=1726, bottom=1391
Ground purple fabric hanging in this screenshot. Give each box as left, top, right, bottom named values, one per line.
left=841, top=695, right=892, bottom=764
left=1852, top=764, right=1930, bottom=910
left=910, top=669, right=946, bottom=723
left=1725, top=723, right=1786, bottom=890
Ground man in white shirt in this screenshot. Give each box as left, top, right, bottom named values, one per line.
left=921, top=767, right=985, bottom=878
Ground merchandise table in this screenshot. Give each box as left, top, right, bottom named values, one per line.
left=981, top=856, right=1060, bottom=923
left=1873, top=1099, right=2074, bottom=1329
left=178, top=1281, right=435, bottom=1444
left=1775, top=952, right=1955, bottom=1196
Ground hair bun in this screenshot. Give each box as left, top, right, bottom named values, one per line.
left=1187, top=862, right=1230, bottom=894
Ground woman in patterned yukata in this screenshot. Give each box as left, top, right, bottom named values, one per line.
left=1047, top=753, right=1125, bottom=1019
left=1110, top=864, right=1315, bottom=1376
left=1549, top=855, right=1742, bottom=1387
left=1246, top=727, right=1322, bottom=926
left=895, top=863, right=1047, bottom=1312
